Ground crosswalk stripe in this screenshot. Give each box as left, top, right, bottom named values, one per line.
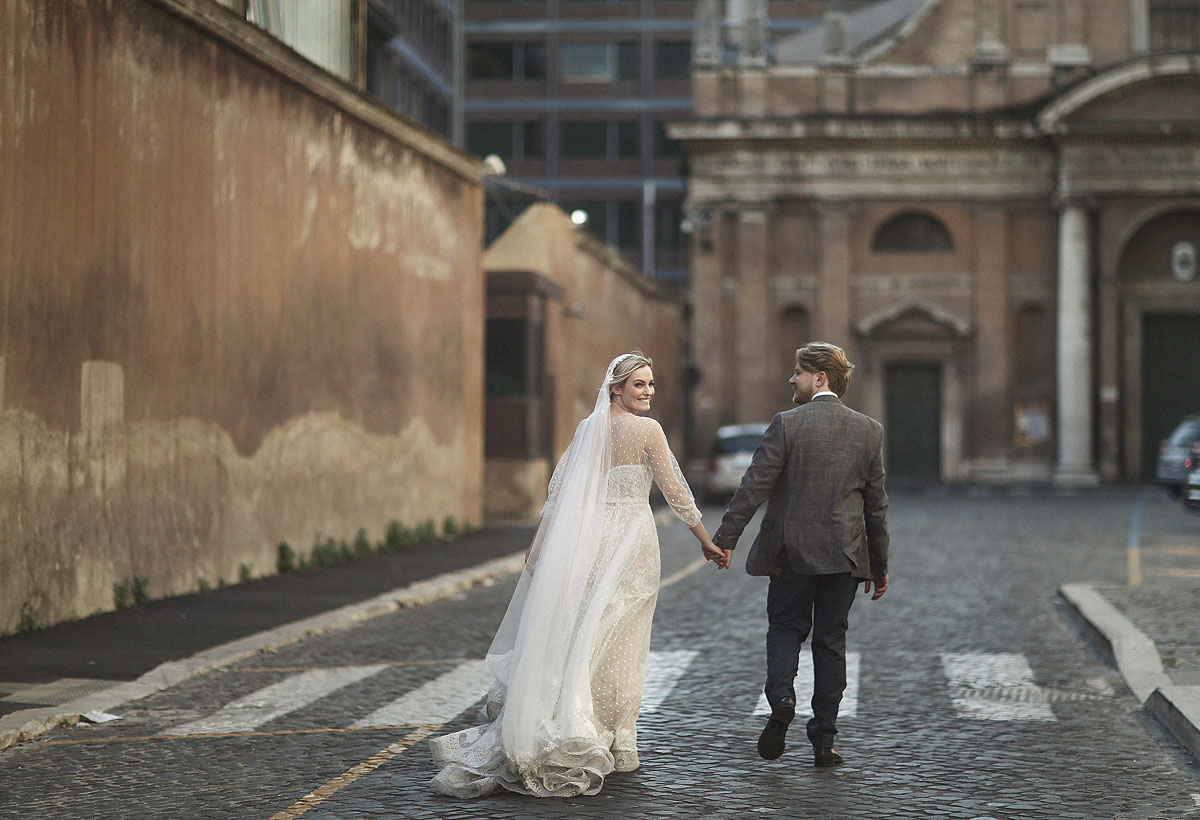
left=168, top=665, right=388, bottom=736
left=941, top=653, right=1056, bottom=721
left=752, top=651, right=861, bottom=718
left=352, top=660, right=492, bottom=728
left=641, top=650, right=699, bottom=713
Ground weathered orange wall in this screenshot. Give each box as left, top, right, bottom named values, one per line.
left=481, top=205, right=689, bottom=518
left=0, top=0, right=485, bottom=631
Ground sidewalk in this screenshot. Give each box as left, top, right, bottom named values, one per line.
left=1060, top=546, right=1200, bottom=760
left=0, top=522, right=537, bottom=750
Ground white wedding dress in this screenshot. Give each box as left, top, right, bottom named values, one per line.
left=429, top=403, right=701, bottom=798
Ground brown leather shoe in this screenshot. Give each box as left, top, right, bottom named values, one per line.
left=813, top=747, right=844, bottom=767
left=757, top=697, right=795, bottom=760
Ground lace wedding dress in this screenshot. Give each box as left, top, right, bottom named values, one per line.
left=429, top=404, right=701, bottom=798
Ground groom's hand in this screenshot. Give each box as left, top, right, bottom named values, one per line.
left=864, top=573, right=888, bottom=600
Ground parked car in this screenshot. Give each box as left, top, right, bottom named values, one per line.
left=1185, top=464, right=1200, bottom=514
left=706, top=422, right=769, bottom=500
left=1156, top=415, right=1200, bottom=497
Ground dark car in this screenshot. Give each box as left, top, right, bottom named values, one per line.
left=1156, top=415, right=1200, bottom=497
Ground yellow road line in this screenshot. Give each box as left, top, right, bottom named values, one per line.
left=660, top=556, right=709, bottom=590
left=269, top=724, right=440, bottom=820
left=1128, top=546, right=1143, bottom=587
left=44, top=724, right=422, bottom=745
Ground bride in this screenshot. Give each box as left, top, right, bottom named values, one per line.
left=430, top=350, right=728, bottom=798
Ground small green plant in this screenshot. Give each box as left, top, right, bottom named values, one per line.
left=442, top=516, right=460, bottom=537
left=113, top=580, right=132, bottom=610
left=197, top=577, right=211, bottom=592
left=239, top=563, right=254, bottom=584
left=277, top=541, right=297, bottom=573
left=386, top=521, right=416, bottom=551
left=18, top=601, right=43, bottom=633
left=417, top=519, right=437, bottom=542
left=354, top=529, right=374, bottom=558
left=312, top=536, right=342, bottom=567
left=131, top=575, right=151, bottom=606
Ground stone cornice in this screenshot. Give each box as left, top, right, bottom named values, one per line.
left=686, top=145, right=1056, bottom=201
left=669, top=118, right=1040, bottom=144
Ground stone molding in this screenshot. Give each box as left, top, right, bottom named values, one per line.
left=1038, top=53, right=1200, bottom=134
left=854, top=298, right=973, bottom=338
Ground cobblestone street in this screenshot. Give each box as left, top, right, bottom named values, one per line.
left=2, top=489, right=1198, bottom=820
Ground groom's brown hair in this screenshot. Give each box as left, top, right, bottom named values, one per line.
left=796, top=342, right=854, bottom=397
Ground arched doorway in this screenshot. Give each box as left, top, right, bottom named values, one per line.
left=1117, top=209, right=1200, bottom=478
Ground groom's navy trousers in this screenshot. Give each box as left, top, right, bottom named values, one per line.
left=764, top=557, right=859, bottom=749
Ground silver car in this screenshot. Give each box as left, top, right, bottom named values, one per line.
left=1156, top=415, right=1200, bottom=497
left=706, top=423, right=769, bottom=500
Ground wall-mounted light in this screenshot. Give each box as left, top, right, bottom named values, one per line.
left=570, top=209, right=589, bottom=227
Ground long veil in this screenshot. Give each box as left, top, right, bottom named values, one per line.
left=431, top=356, right=634, bottom=798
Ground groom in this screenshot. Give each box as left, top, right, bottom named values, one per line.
left=713, top=341, right=889, bottom=767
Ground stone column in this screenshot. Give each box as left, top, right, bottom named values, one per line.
left=1053, top=202, right=1099, bottom=485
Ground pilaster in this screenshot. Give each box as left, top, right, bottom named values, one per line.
left=734, top=203, right=774, bottom=422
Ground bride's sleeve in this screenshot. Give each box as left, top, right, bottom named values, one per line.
left=644, top=420, right=702, bottom=527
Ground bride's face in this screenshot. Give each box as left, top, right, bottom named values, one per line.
left=612, top=365, right=654, bottom=413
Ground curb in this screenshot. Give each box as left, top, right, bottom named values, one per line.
left=1146, top=686, right=1200, bottom=760
left=1058, top=582, right=1170, bottom=702
left=0, top=549, right=527, bottom=753
left=1059, top=582, right=1200, bottom=760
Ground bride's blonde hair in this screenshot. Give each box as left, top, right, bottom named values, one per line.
left=607, top=350, right=653, bottom=399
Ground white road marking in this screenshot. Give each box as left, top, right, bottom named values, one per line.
left=353, top=660, right=492, bottom=728
left=169, top=665, right=388, bottom=736
left=941, top=653, right=1056, bottom=721
left=641, top=650, right=699, bottom=713
left=753, top=651, right=861, bottom=718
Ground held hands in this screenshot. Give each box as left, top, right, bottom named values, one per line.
left=863, top=573, right=888, bottom=600
left=701, top=540, right=732, bottom=570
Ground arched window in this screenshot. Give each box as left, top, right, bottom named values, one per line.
left=871, top=211, right=954, bottom=253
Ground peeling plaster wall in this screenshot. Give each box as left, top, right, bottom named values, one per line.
left=0, top=0, right=484, bottom=632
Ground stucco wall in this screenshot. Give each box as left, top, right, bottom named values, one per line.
left=0, top=0, right=484, bottom=631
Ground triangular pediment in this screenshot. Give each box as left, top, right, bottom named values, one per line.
left=855, top=299, right=972, bottom=339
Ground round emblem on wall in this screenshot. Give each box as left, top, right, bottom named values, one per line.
left=1172, top=240, right=1197, bottom=282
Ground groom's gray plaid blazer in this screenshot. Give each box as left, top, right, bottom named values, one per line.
left=713, top=395, right=889, bottom=580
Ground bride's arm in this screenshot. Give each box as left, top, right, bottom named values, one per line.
left=644, top=420, right=728, bottom=568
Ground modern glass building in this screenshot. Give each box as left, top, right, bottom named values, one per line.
left=462, top=2, right=862, bottom=288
